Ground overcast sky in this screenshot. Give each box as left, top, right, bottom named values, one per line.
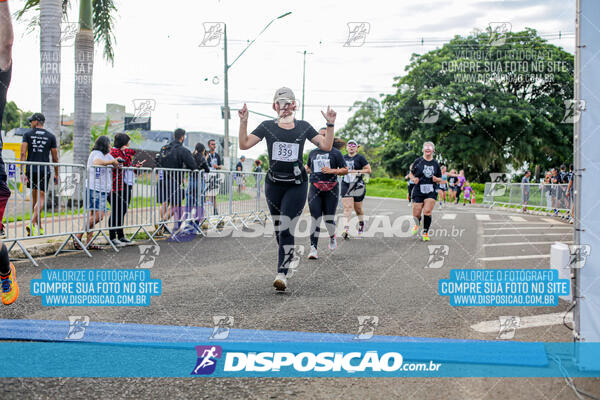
left=8, top=0, right=575, bottom=159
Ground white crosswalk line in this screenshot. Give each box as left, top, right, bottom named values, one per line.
left=441, top=214, right=457, bottom=220
left=482, top=233, right=571, bottom=238
left=471, top=312, right=573, bottom=333
left=484, top=226, right=572, bottom=231
left=482, top=241, right=573, bottom=247
left=478, top=254, right=550, bottom=261
left=542, top=217, right=565, bottom=224
left=475, top=214, right=491, bottom=221
left=509, top=216, right=526, bottom=222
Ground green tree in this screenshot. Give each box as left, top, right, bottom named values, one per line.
left=257, top=153, right=269, bottom=170
left=337, top=98, right=388, bottom=176
left=1, top=101, right=33, bottom=132
left=380, top=28, right=574, bottom=182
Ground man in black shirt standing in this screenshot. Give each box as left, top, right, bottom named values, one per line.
left=21, top=113, right=59, bottom=236
left=0, top=0, right=18, bottom=305
left=155, top=128, right=196, bottom=235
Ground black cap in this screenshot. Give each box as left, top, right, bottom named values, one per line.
left=28, top=113, right=45, bottom=123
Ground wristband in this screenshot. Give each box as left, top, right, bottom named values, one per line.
left=326, top=123, right=334, bottom=127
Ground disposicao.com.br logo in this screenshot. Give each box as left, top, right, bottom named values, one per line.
left=191, top=347, right=441, bottom=375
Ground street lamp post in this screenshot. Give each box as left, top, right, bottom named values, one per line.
left=222, top=12, right=292, bottom=169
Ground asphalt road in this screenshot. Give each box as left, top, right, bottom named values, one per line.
left=1, top=197, right=597, bottom=399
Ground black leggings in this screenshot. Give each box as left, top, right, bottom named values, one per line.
left=455, top=186, right=462, bottom=203
left=108, top=185, right=132, bottom=240
left=308, top=184, right=339, bottom=249
left=265, top=180, right=308, bottom=274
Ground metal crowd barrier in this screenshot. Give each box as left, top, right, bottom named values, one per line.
left=483, top=182, right=572, bottom=216
left=1, top=160, right=270, bottom=266
left=3, top=161, right=87, bottom=265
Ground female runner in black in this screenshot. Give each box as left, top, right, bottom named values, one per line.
left=238, top=87, right=336, bottom=291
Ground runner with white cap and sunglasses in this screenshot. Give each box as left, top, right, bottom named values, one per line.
left=238, top=87, right=336, bottom=291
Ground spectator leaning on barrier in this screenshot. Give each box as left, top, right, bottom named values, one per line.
left=235, top=155, right=245, bottom=194
left=254, top=159, right=263, bottom=201
left=207, top=139, right=222, bottom=170
left=187, top=142, right=210, bottom=229
left=0, top=0, right=18, bottom=305
left=74, top=136, right=122, bottom=250
left=521, top=170, right=531, bottom=213
left=551, top=168, right=560, bottom=214
left=206, top=138, right=222, bottom=216
left=20, top=112, right=59, bottom=236
left=154, top=128, right=196, bottom=235
left=108, top=133, right=145, bottom=247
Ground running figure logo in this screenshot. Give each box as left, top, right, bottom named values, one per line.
left=497, top=316, right=520, bottom=340
left=132, top=99, right=156, bottom=124
left=65, top=316, right=90, bottom=340
left=425, top=245, right=449, bottom=269
left=191, top=345, right=222, bottom=375
left=138, top=245, right=160, bottom=268
left=344, top=22, right=370, bottom=47
left=568, top=245, right=591, bottom=269
left=488, top=22, right=511, bottom=46
left=282, top=245, right=304, bottom=278
left=199, top=22, right=225, bottom=47
left=209, top=316, right=234, bottom=340
left=354, top=316, right=379, bottom=340
left=58, top=22, right=79, bottom=47
left=421, top=100, right=441, bottom=124
left=489, top=172, right=508, bottom=197
left=561, top=100, right=586, bottom=124
left=59, top=172, right=81, bottom=197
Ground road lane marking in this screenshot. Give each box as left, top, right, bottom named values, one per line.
left=484, top=226, right=572, bottom=231
left=442, top=214, right=457, bottom=220
left=482, top=241, right=573, bottom=247
left=478, top=254, right=550, bottom=261
left=476, top=214, right=491, bottom=221
left=509, top=216, right=527, bottom=222
left=482, top=233, right=571, bottom=238
left=471, top=312, right=572, bottom=333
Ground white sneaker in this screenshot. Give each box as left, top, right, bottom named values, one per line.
left=308, top=246, right=318, bottom=260
left=329, top=236, right=337, bottom=251
left=273, top=273, right=287, bottom=291
left=112, top=239, right=125, bottom=247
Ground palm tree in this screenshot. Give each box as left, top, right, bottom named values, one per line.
left=17, top=0, right=117, bottom=163
left=73, top=0, right=93, bottom=165
left=21, top=0, right=62, bottom=141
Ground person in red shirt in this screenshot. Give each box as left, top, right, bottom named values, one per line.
left=108, top=133, right=145, bottom=246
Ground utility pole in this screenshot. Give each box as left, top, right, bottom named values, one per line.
left=223, top=23, right=230, bottom=168
left=222, top=12, right=291, bottom=169
left=297, top=50, right=313, bottom=120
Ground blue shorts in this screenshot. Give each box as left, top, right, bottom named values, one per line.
left=87, top=189, right=109, bottom=211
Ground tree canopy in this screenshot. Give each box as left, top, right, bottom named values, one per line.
left=338, top=28, right=573, bottom=181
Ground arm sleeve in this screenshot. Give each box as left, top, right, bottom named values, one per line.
left=50, top=134, right=57, bottom=148
left=435, top=164, right=442, bottom=177
left=306, top=152, right=313, bottom=168
left=22, top=131, right=29, bottom=143
left=250, top=122, right=267, bottom=140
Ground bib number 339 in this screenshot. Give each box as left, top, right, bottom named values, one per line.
left=272, top=142, right=299, bottom=162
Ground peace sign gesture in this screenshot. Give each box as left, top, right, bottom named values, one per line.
left=321, top=106, right=336, bottom=125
